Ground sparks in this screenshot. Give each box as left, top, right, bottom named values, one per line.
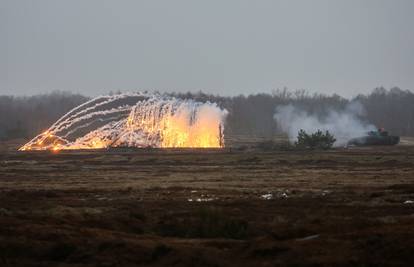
left=19, top=93, right=228, bottom=151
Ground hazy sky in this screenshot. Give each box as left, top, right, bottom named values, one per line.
left=1, top=0, right=413, bottom=97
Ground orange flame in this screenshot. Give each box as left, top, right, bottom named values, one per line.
left=19, top=96, right=227, bottom=151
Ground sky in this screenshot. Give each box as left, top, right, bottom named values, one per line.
left=1, top=0, right=413, bottom=98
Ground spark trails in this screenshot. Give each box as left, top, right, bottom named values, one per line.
left=19, top=93, right=228, bottom=151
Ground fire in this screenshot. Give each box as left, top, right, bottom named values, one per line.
left=126, top=102, right=224, bottom=148
left=19, top=93, right=228, bottom=151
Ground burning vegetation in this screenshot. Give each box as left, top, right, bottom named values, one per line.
left=19, top=93, right=228, bottom=151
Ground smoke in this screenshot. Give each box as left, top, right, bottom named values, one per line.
left=20, top=93, right=228, bottom=150
left=273, top=102, right=376, bottom=146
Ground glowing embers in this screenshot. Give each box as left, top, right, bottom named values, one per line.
left=125, top=98, right=226, bottom=148
left=20, top=131, right=68, bottom=151
left=19, top=93, right=228, bottom=151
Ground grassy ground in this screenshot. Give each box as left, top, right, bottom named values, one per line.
left=1, top=142, right=414, bottom=266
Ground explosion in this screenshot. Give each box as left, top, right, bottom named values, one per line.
left=19, top=93, right=228, bottom=151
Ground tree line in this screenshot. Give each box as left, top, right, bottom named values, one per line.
left=0, top=92, right=88, bottom=140
left=0, top=87, right=413, bottom=141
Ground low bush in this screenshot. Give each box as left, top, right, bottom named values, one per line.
left=295, top=129, right=336, bottom=149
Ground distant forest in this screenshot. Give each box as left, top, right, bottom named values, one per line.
left=1, top=87, right=413, bottom=140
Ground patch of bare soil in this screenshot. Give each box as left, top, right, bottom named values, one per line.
left=1, top=145, right=414, bottom=266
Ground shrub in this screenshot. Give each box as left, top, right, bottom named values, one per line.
left=295, top=129, right=336, bottom=149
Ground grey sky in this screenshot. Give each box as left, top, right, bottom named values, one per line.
left=1, top=0, right=413, bottom=97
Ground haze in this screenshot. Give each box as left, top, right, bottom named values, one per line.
left=1, top=0, right=413, bottom=97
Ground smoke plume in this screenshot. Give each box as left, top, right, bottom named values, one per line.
left=273, top=102, right=376, bottom=146
left=20, top=93, right=228, bottom=150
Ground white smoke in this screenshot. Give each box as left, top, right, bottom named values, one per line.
left=20, top=93, right=228, bottom=150
left=273, top=102, right=376, bottom=146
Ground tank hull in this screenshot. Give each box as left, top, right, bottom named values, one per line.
left=347, top=135, right=400, bottom=146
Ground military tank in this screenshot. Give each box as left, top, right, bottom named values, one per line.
left=347, top=129, right=400, bottom=146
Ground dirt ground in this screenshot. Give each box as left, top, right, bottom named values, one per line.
left=1, top=141, right=414, bottom=266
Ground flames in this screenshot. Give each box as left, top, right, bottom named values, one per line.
left=19, top=93, right=227, bottom=151
left=124, top=98, right=225, bottom=148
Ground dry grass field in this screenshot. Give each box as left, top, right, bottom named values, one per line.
left=1, top=139, right=414, bottom=266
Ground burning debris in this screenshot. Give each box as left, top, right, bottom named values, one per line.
left=20, top=93, right=228, bottom=151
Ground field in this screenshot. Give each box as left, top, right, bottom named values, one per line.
left=1, top=140, right=414, bottom=266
